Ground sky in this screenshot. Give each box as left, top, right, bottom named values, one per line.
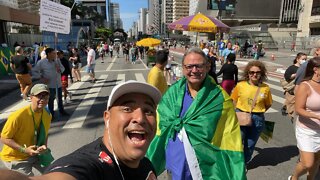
left=111, top=0, right=148, bottom=32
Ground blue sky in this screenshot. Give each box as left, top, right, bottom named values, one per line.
left=111, top=0, right=148, bottom=31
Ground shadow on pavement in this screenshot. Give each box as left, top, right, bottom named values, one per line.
left=248, top=145, right=299, bottom=170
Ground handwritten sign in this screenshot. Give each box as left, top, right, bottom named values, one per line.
left=40, top=0, right=71, bottom=34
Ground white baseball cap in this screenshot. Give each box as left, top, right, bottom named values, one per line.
left=107, top=80, right=162, bottom=110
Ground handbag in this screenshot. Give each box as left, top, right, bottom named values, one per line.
left=236, top=86, right=261, bottom=126
left=280, top=78, right=295, bottom=92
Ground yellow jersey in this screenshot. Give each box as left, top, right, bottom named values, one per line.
left=147, top=66, right=168, bottom=95
left=1, top=105, right=52, bottom=161
left=230, top=81, right=272, bottom=113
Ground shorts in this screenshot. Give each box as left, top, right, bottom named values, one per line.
left=61, top=75, right=68, bottom=89
left=296, top=125, right=320, bottom=152
left=86, top=64, right=95, bottom=74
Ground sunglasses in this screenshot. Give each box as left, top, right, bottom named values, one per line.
left=34, top=93, right=49, bottom=100
left=248, top=71, right=261, bottom=75
left=183, top=63, right=207, bottom=71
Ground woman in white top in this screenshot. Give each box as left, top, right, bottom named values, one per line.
left=289, top=57, right=320, bottom=180
left=164, top=54, right=173, bottom=85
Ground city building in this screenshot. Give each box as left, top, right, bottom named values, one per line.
left=139, top=8, right=147, bottom=34
left=147, top=0, right=161, bottom=34
left=79, top=0, right=107, bottom=27
left=162, top=0, right=173, bottom=33
left=279, top=0, right=300, bottom=24
left=173, top=0, right=189, bottom=21
left=297, top=0, right=320, bottom=36
left=110, top=2, right=123, bottom=30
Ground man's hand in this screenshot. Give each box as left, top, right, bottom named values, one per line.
left=24, top=145, right=40, bottom=156
left=36, top=145, right=47, bottom=154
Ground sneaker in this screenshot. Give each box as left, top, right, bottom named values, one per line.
left=63, top=98, right=68, bottom=105
left=288, top=175, right=292, bottom=180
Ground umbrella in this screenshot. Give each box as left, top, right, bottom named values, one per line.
left=136, top=38, right=161, bottom=47
left=168, top=12, right=230, bottom=33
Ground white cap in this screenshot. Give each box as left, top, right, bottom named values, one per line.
left=107, top=80, right=162, bottom=110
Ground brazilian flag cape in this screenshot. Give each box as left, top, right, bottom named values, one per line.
left=147, top=76, right=246, bottom=180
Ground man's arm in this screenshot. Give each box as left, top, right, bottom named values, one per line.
left=0, top=137, right=40, bottom=156
left=31, top=172, right=76, bottom=180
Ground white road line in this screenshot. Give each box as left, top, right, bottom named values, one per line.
left=0, top=101, right=30, bottom=121
left=106, top=56, right=118, bottom=71
left=267, top=83, right=283, bottom=92
left=272, top=94, right=285, bottom=104
left=139, top=58, right=149, bottom=69
left=63, top=75, right=108, bottom=129
left=268, top=76, right=281, bottom=83
left=117, top=74, right=125, bottom=84
left=135, top=73, right=146, bottom=82
left=266, top=108, right=278, bottom=113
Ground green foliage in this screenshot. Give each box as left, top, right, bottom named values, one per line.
left=95, top=27, right=112, bottom=40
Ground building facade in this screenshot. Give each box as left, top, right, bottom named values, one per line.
left=79, top=0, right=107, bottom=27
left=139, top=8, right=147, bottom=34
left=297, top=0, right=320, bottom=36
left=147, top=0, right=161, bottom=34
left=173, top=0, right=189, bottom=21
left=110, top=2, right=123, bottom=30
left=162, top=0, right=173, bottom=33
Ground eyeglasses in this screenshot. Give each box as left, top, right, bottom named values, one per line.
left=248, top=71, right=261, bottom=75
left=34, top=93, right=49, bottom=100
left=183, top=63, right=207, bottom=71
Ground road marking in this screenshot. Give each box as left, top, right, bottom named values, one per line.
left=63, top=75, right=108, bottom=129
left=272, top=94, right=285, bottom=104
left=267, top=83, right=283, bottom=92
left=139, top=58, right=149, bottom=69
left=117, top=74, right=125, bottom=84
left=268, top=76, right=281, bottom=83
left=0, top=101, right=30, bottom=122
left=135, top=73, right=146, bottom=82
left=106, top=56, right=118, bottom=71
left=266, top=108, right=278, bottom=113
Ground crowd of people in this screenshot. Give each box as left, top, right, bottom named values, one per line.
left=2, top=38, right=320, bottom=180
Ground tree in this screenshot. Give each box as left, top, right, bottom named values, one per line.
left=95, top=27, right=112, bottom=40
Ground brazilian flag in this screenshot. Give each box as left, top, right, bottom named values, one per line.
left=0, top=47, right=13, bottom=76
left=147, top=76, right=246, bottom=179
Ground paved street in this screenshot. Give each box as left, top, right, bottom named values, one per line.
left=0, top=49, right=315, bottom=179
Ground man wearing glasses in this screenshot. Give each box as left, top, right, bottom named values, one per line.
left=0, top=84, right=52, bottom=176
left=147, top=48, right=246, bottom=179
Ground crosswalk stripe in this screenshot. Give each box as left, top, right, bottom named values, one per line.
left=267, top=83, right=283, bottom=92
left=272, top=94, right=285, bottom=104
left=63, top=75, right=108, bottom=129
left=106, top=56, right=117, bottom=71
left=135, top=73, right=146, bottom=83
left=117, top=74, right=125, bottom=84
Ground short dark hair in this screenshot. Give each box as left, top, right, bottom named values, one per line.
left=155, top=50, right=168, bottom=65
left=45, top=48, right=55, bottom=55
left=227, top=53, right=236, bottom=62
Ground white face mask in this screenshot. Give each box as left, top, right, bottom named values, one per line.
left=300, top=60, right=306, bottom=64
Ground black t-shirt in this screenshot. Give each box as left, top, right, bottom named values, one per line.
left=60, top=57, right=72, bottom=76
left=45, top=137, right=156, bottom=180
left=10, top=55, right=30, bottom=74
left=284, top=65, right=299, bottom=82
left=216, top=63, right=238, bottom=82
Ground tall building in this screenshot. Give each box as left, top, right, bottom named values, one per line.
left=79, top=0, right=107, bottom=26
left=297, top=0, right=320, bottom=36
left=173, top=0, right=189, bottom=21
left=148, top=0, right=161, bottom=34
left=162, top=0, right=173, bottom=33
left=110, top=2, right=122, bottom=30
left=279, top=0, right=300, bottom=24
left=139, top=8, right=147, bottom=34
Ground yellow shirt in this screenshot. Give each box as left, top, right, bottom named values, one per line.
left=1, top=105, right=52, bottom=161
left=147, top=66, right=168, bottom=95
left=230, top=81, right=272, bottom=113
